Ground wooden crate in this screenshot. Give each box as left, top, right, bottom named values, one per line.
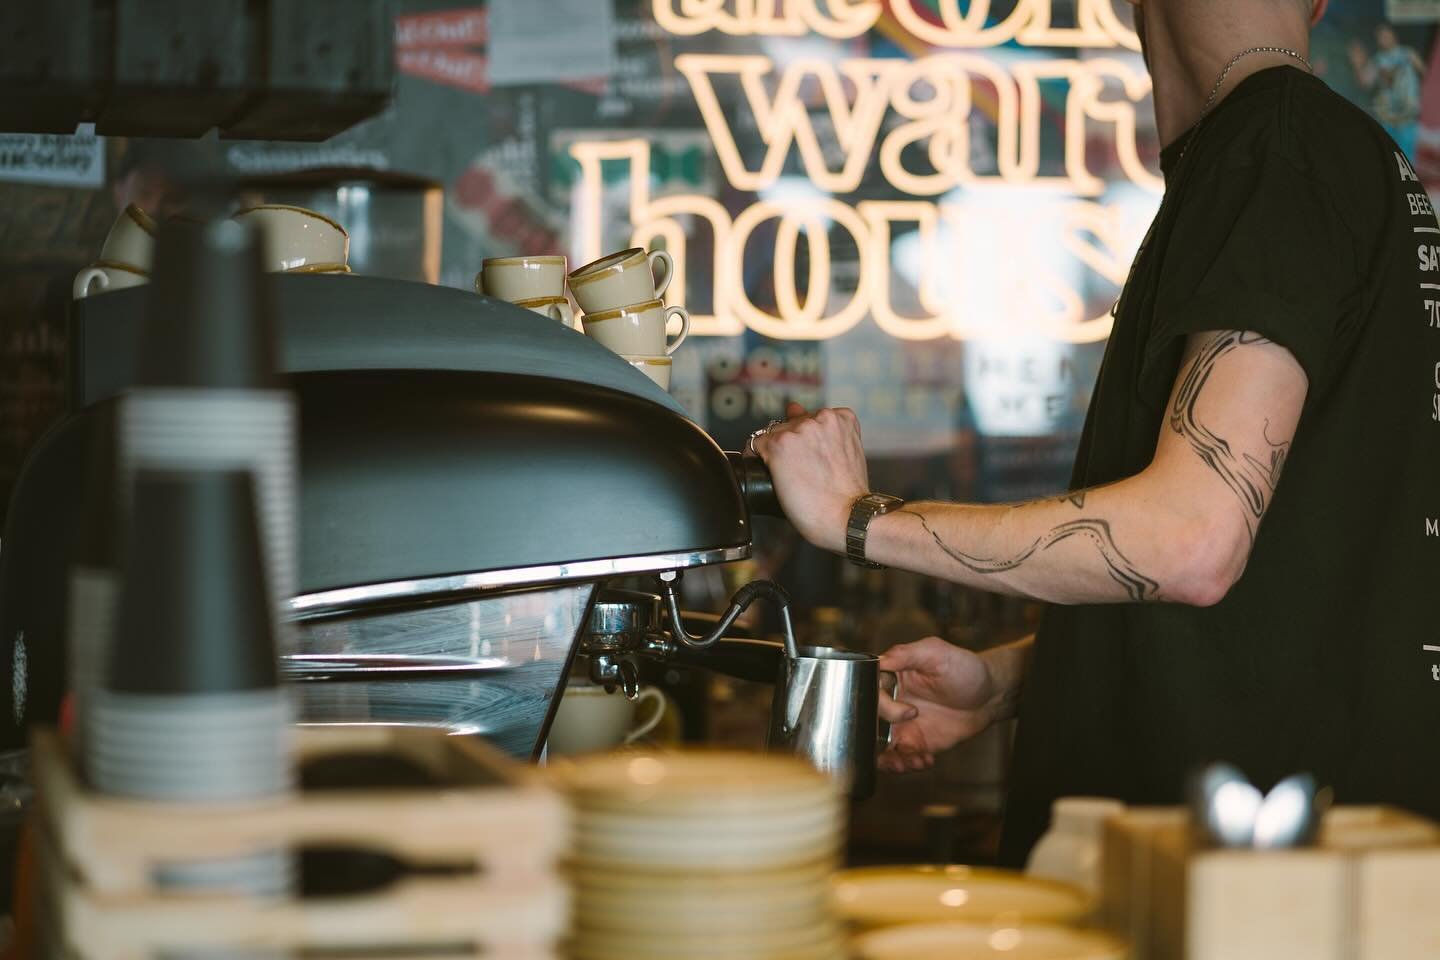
left=34, top=726, right=568, bottom=895
left=44, top=848, right=565, bottom=960
left=31, top=726, right=569, bottom=959
left=1100, top=805, right=1440, bottom=960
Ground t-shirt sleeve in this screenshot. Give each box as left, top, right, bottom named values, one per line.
left=1141, top=154, right=1360, bottom=403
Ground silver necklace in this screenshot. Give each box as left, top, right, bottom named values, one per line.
left=1110, top=46, right=1314, bottom=321
left=1179, top=46, right=1313, bottom=160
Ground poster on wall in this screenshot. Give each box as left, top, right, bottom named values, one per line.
left=1318, top=1, right=1435, bottom=161
left=1388, top=0, right=1440, bottom=21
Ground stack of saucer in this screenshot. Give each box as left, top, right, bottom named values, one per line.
left=549, top=750, right=848, bottom=960
left=569, top=247, right=688, bottom=391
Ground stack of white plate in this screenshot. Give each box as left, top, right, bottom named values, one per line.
left=549, top=750, right=847, bottom=960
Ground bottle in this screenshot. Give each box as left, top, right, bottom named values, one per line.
left=1026, top=796, right=1126, bottom=897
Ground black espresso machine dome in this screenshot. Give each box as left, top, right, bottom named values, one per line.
left=0, top=275, right=772, bottom=757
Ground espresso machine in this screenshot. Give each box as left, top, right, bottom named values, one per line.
left=0, top=273, right=885, bottom=785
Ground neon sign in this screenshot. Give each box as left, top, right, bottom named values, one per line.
left=570, top=1, right=1156, bottom=343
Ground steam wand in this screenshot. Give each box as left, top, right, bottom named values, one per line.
left=654, top=570, right=800, bottom=660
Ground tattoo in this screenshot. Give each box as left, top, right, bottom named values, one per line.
left=1169, top=331, right=1292, bottom=539
left=898, top=509, right=1160, bottom=602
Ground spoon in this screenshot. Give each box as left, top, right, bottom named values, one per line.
left=1253, top=773, right=1319, bottom=849
left=1192, top=763, right=1262, bottom=848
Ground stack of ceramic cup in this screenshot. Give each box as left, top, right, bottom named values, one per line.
left=73, top=203, right=156, bottom=298
left=73, top=202, right=353, bottom=300
left=549, top=750, right=848, bottom=960
left=233, top=203, right=351, bottom=275
left=476, top=254, right=577, bottom=328
left=569, top=247, right=687, bottom=391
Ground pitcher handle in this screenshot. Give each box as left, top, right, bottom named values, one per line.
left=879, top=670, right=902, bottom=749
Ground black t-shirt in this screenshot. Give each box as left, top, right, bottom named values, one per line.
left=1000, top=66, right=1440, bottom=865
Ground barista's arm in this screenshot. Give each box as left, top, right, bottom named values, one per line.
left=754, top=331, right=1307, bottom=607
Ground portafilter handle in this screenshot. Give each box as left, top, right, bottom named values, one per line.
left=725, top=451, right=784, bottom=518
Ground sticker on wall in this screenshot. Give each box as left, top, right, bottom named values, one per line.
left=487, top=0, right=615, bottom=86
left=0, top=129, right=104, bottom=188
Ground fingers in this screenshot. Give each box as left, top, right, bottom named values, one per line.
left=878, top=635, right=949, bottom=673
left=751, top=406, right=846, bottom=460
left=878, top=722, right=935, bottom=775
left=879, top=691, right=919, bottom=724
left=879, top=744, right=935, bottom=774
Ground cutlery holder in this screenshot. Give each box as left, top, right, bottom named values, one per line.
left=1099, top=804, right=1440, bottom=960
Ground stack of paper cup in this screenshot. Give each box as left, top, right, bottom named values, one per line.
left=89, top=467, right=294, bottom=900
left=87, top=217, right=296, bottom=924
left=73, top=204, right=156, bottom=299
left=475, top=255, right=577, bottom=329
left=570, top=247, right=686, bottom=391
left=119, top=219, right=297, bottom=654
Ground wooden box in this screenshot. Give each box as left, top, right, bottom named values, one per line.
left=32, top=726, right=569, bottom=959
left=1100, top=805, right=1440, bottom=960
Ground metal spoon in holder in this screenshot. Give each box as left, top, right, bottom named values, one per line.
left=575, top=573, right=899, bottom=798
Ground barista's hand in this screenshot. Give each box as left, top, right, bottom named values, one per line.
left=751, top=402, right=868, bottom=554
left=877, top=637, right=999, bottom=773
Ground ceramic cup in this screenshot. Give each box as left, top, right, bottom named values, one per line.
left=514, top=295, right=577, bottom=329
left=568, top=247, right=674, bottom=314
left=547, top=684, right=666, bottom=756
left=232, top=204, right=349, bottom=272
left=477, top=255, right=567, bottom=302
left=73, top=261, right=150, bottom=299
left=99, top=204, right=158, bottom=271
left=621, top=354, right=672, bottom=391
left=582, top=298, right=690, bottom=356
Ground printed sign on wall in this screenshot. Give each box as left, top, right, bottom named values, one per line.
left=0, top=131, right=104, bottom=188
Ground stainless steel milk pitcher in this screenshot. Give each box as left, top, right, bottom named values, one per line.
left=768, top=645, right=898, bottom=799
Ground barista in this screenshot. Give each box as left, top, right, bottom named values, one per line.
left=754, top=0, right=1440, bottom=864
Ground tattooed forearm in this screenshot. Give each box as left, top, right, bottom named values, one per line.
left=1170, top=331, right=1292, bottom=538
left=897, top=509, right=1161, bottom=602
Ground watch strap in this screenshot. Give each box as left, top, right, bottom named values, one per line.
left=846, top=493, right=905, bottom=568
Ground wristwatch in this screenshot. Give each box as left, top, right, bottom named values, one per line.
left=846, top=493, right=906, bottom=569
